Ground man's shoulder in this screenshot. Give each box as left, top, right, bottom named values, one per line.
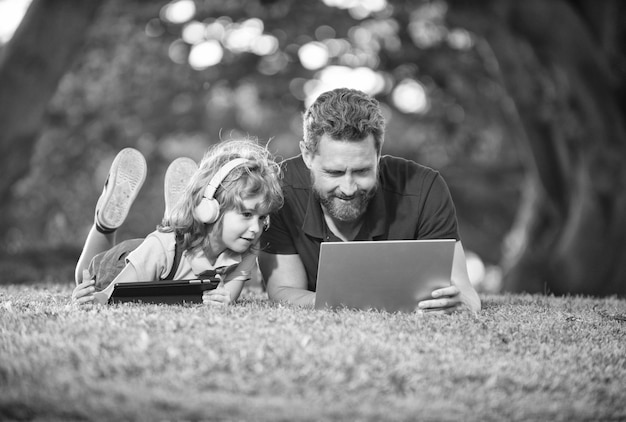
left=280, top=154, right=310, bottom=189
left=379, top=155, right=441, bottom=189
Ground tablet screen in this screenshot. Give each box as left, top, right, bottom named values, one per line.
left=109, top=278, right=220, bottom=304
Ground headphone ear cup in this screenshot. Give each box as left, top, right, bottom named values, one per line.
left=195, top=157, right=249, bottom=225
left=194, top=197, right=220, bottom=224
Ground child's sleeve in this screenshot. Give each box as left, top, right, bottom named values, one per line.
left=125, top=234, right=173, bottom=281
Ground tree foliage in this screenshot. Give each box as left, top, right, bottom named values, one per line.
left=448, top=0, right=626, bottom=295
left=0, top=0, right=624, bottom=295
left=0, top=0, right=102, bottom=243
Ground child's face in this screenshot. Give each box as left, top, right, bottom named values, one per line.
left=218, top=194, right=269, bottom=254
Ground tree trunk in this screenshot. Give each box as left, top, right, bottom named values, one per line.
left=448, top=0, right=626, bottom=295
left=0, top=0, right=103, bottom=242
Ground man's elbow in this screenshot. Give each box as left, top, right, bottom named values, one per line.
left=266, top=282, right=315, bottom=308
left=265, top=281, right=283, bottom=303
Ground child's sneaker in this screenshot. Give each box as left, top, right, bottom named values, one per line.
left=95, top=148, right=147, bottom=232
left=164, top=157, right=197, bottom=219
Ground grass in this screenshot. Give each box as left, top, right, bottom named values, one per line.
left=1, top=283, right=625, bottom=422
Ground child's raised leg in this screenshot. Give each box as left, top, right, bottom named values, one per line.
left=74, top=148, right=147, bottom=285
left=163, top=157, right=197, bottom=220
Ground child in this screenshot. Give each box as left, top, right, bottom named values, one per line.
left=72, top=139, right=283, bottom=306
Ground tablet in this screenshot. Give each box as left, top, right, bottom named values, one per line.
left=314, top=239, right=455, bottom=312
left=108, top=278, right=220, bottom=304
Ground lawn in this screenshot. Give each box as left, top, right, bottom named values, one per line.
left=1, top=283, right=625, bottom=422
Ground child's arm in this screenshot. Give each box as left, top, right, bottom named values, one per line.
left=202, top=252, right=255, bottom=306
left=71, top=265, right=140, bottom=306
left=202, top=278, right=244, bottom=306
left=71, top=270, right=97, bottom=306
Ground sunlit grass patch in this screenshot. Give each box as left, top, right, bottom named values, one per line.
left=1, top=284, right=625, bottom=421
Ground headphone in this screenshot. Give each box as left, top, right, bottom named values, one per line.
left=194, top=158, right=250, bottom=224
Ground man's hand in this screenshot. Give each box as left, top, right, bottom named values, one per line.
left=416, top=241, right=482, bottom=314
left=417, top=285, right=465, bottom=315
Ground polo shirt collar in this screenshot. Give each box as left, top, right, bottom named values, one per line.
left=301, top=184, right=388, bottom=240
left=302, top=192, right=325, bottom=238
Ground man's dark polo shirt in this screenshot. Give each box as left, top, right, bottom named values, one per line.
left=261, top=154, right=460, bottom=292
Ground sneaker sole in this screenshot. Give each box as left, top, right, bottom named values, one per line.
left=164, top=157, right=197, bottom=217
left=98, top=148, right=147, bottom=230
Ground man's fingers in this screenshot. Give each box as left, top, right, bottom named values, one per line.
left=416, top=284, right=462, bottom=313
left=418, top=298, right=458, bottom=310
left=431, top=285, right=459, bottom=298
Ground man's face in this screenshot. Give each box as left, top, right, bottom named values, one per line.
left=302, top=134, right=378, bottom=222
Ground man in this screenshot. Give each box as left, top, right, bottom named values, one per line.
left=259, top=88, right=481, bottom=313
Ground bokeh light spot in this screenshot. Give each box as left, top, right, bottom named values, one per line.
left=304, top=66, right=385, bottom=106
left=298, top=42, right=330, bottom=70
left=161, top=0, right=196, bottom=25
left=189, top=40, right=223, bottom=70
left=181, top=21, right=206, bottom=44
left=392, top=79, right=429, bottom=114
left=168, top=39, right=189, bottom=64
left=0, top=0, right=31, bottom=43
left=447, top=28, right=474, bottom=50
left=251, top=34, right=279, bottom=56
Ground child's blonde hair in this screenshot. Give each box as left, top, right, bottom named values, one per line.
left=161, top=138, right=283, bottom=254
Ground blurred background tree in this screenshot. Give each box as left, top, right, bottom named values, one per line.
left=0, top=0, right=624, bottom=296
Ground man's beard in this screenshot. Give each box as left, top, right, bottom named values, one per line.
left=313, top=181, right=377, bottom=223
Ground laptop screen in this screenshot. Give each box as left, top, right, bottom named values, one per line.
left=314, top=239, right=455, bottom=312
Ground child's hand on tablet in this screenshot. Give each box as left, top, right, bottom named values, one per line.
left=202, top=282, right=232, bottom=306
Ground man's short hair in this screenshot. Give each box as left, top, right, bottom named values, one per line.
left=302, top=88, right=386, bottom=155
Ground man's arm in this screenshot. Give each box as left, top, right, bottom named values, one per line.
left=418, top=241, right=481, bottom=314
left=258, top=251, right=316, bottom=308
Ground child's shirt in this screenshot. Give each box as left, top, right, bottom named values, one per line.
left=126, top=231, right=255, bottom=284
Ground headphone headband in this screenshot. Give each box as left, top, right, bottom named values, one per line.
left=203, top=158, right=250, bottom=200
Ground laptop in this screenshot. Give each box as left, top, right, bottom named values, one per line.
left=108, top=278, right=220, bottom=304
left=314, top=239, right=455, bottom=313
